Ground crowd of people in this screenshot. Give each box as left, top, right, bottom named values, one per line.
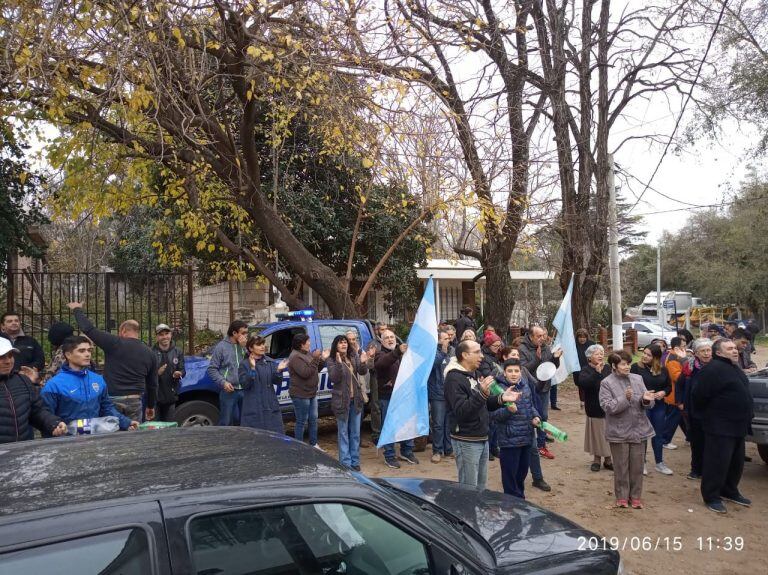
left=0, top=304, right=757, bottom=516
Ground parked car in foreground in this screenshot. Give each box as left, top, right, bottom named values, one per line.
left=173, top=311, right=377, bottom=426
left=747, top=367, right=768, bottom=464
left=622, top=320, right=675, bottom=348
left=0, top=428, right=623, bottom=574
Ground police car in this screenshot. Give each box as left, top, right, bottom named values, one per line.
left=174, top=310, right=378, bottom=426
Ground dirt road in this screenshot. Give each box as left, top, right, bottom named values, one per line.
left=311, top=356, right=768, bottom=575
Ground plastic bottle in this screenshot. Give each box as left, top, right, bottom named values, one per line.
left=539, top=420, right=568, bottom=442
left=487, top=381, right=515, bottom=408
left=66, top=416, right=121, bottom=435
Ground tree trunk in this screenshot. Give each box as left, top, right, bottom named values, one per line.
left=482, top=251, right=517, bottom=338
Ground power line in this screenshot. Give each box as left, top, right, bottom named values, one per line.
left=616, top=164, right=715, bottom=208
left=628, top=0, right=730, bottom=213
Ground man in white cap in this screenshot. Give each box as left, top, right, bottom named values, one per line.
left=152, top=324, right=186, bottom=422
left=0, top=338, right=67, bottom=443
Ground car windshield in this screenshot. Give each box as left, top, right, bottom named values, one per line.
left=375, top=482, right=494, bottom=565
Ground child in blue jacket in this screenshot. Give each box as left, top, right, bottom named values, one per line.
left=41, top=336, right=137, bottom=431
left=491, top=359, right=541, bottom=498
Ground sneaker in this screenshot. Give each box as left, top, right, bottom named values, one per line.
left=616, top=499, right=629, bottom=508
left=663, top=443, right=678, bottom=450
left=532, top=479, right=551, bottom=492
left=399, top=453, right=419, bottom=465
left=630, top=498, right=644, bottom=509
left=721, top=493, right=752, bottom=507
left=590, top=462, right=601, bottom=472
left=551, top=406, right=562, bottom=411
left=686, top=471, right=702, bottom=480
left=655, top=462, right=673, bottom=475
left=385, top=457, right=401, bottom=469
left=490, top=446, right=500, bottom=457
left=489, top=452, right=496, bottom=461
left=313, top=444, right=325, bottom=452
left=539, top=447, right=555, bottom=460
left=431, top=453, right=441, bottom=464
left=706, top=501, right=727, bottom=514
left=643, top=464, right=648, bottom=476
left=603, top=460, right=614, bottom=471
left=351, top=465, right=361, bottom=472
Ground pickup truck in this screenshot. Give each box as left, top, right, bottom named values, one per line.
left=747, top=367, right=768, bottom=464
left=172, top=315, right=378, bottom=427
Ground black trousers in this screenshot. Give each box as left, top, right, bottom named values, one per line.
left=701, top=433, right=745, bottom=504
left=156, top=402, right=177, bottom=423
left=687, top=416, right=705, bottom=475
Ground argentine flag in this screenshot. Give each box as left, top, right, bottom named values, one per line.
left=376, top=277, right=438, bottom=448
left=552, top=274, right=581, bottom=384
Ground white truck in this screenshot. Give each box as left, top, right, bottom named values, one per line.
left=639, top=291, right=693, bottom=324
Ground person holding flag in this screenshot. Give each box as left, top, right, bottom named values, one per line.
left=376, top=278, right=440, bottom=468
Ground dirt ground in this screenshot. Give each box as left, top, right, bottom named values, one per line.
left=309, top=348, right=768, bottom=575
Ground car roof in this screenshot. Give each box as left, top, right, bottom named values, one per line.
left=251, top=319, right=371, bottom=330
left=0, top=428, right=354, bottom=517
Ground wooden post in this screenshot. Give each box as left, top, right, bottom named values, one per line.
left=186, top=267, right=195, bottom=355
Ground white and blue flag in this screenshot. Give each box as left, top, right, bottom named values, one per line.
left=552, top=273, right=581, bottom=384
left=376, top=277, right=438, bottom=448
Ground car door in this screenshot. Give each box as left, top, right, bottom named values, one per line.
left=260, top=324, right=309, bottom=412
left=0, top=501, right=171, bottom=575
left=160, top=484, right=486, bottom=575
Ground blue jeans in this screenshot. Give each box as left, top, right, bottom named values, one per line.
left=529, top=433, right=544, bottom=480
left=451, top=438, right=488, bottom=489
left=379, top=399, right=414, bottom=460
left=292, top=396, right=319, bottom=446
left=646, top=401, right=666, bottom=464
left=337, top=401, right=362, bottom=468
left=218, top=389, right=244, bottom=426
left=536, top=390, right=550, bottom=449
left=550, top=384, right=558, bottom=407
left=662, top=404, right=685, bottom=444
left=499, top=445, right=531, bottom=498
left=430, top=399, right=453, bottom=455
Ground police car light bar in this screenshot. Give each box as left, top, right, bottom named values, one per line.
left=276, top=309, right=315, bottom=321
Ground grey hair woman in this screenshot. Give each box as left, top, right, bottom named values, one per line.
left=575, top=344, right=613, bottom=472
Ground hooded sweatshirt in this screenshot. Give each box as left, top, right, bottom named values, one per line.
left=206, top=338, right=246, bottom=390
left=444, top=363, right=507, bottom=441
left=41, top=364, right=132, bottom=430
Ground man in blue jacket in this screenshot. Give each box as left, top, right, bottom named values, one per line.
left=428, top=329, right=454, bottom=463
left=41, top=336, right=138, bottom=431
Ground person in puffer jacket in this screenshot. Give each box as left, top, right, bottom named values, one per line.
left=41, top=336, right=137, bottom=431
left=491, top=359, right=541, bottom=498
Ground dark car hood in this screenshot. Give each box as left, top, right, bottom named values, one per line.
left=377, top=477, right=618, bottom=572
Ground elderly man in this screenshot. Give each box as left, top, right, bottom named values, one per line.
left=0, top=338, right=66, bottom=442
left=518, top=326, right=561, bottom=460
left=375, top=329, right=417, bottom=468
left=444, top=340, right=519, bottom=489
left=692, top=338, right=754, bottom=514
left=69, top=302, right=158, bottom=422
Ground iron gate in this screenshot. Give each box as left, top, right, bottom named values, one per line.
left=4, top=270, right=195, bottom=362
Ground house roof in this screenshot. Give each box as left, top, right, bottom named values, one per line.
left=416, top=259, right=555, bottom=281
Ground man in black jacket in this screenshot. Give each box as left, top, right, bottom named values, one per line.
left=454, top=307, right=475, bottom=341
left=0, top=338, right=66, bottom=443
left=1, top=312, right=45, bottom=373
left=68, top=302, right=158, bottom=422
left=692, top=338, right=754, bottom=514
left=444, top=340, right=519, bottom=489
left=152, top=324, right=186, bottom=423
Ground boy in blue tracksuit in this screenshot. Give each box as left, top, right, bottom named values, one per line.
left=41, top=336, right=137, bottom=431
left=491, top=359, right=541, bottom=498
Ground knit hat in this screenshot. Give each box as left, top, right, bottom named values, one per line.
left=483, top=332, right=501, bottom=346
left=48, top=322, right=74, bottom=347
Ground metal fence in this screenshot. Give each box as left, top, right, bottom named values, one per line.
left=4, top=270, right=194, bottom=360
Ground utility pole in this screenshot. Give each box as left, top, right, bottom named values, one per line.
left=607, top=154, right=623, bottom=351
left=656, top=243, right=662, bottom=329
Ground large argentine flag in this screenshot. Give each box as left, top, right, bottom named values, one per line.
left=376, top=277, right=438, bottom=448
left=552, top=274, right=581, bottom=384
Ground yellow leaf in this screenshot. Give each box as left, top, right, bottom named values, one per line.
left=208, top=243, right=216, bottom=253
left=172, top=28, right=185, bottom=47
left=247, top=45, right=261, bottom=58
left=18, top=172, right=27, bottom=184
left=195, top=240, right=206, bottom=252
left=361, top=158, right=373, bottom=169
